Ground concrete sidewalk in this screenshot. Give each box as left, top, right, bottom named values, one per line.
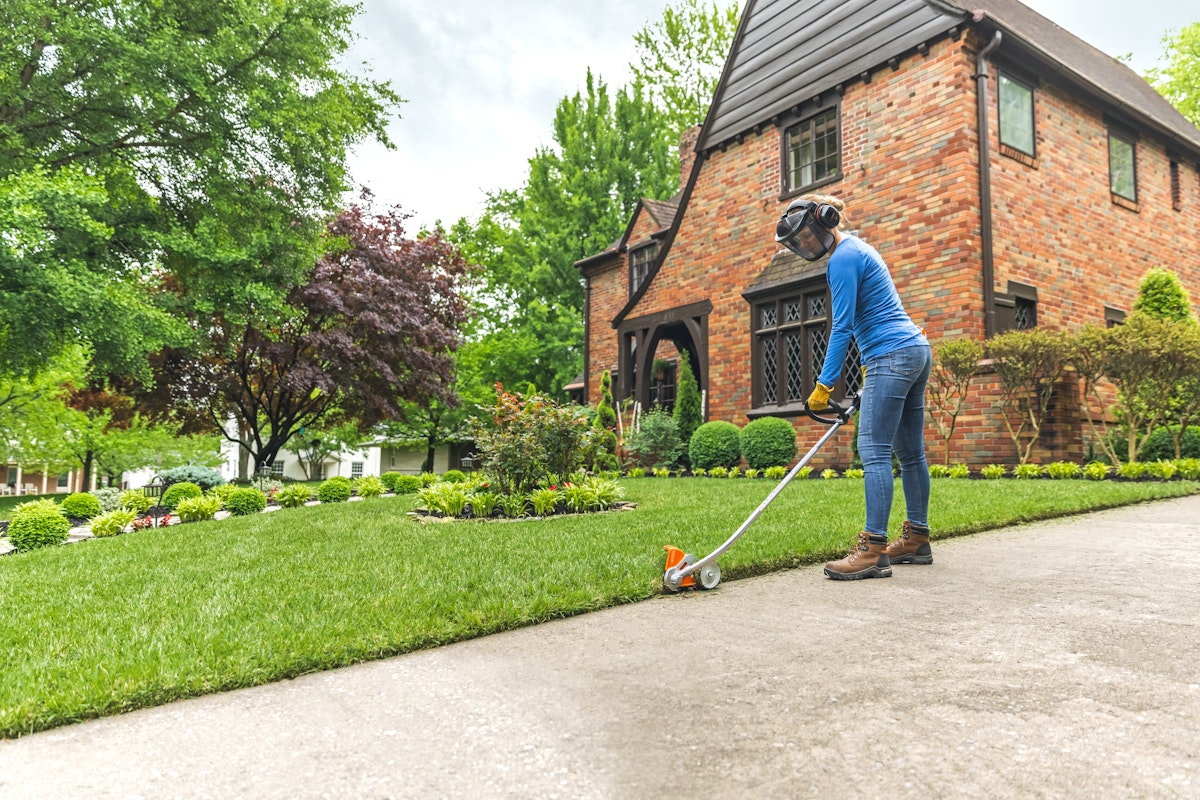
left=2, top=495, right=1198, bottom=799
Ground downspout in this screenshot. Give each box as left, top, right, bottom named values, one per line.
left=975, top=29, right=1002, bottom=337
left=582, top=274, right=591, bottom=403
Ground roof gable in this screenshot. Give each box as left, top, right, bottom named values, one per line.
left=702, top=0, right=1200, bottom=157
left=701, top=0, right=962, bottom=150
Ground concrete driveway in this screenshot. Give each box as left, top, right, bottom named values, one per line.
left=2, top=494, right=1198, bottom=799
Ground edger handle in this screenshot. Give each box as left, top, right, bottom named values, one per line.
left=803, top=392, right=860, bottom=426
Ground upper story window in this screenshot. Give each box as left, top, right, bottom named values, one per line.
left=1108, top=128, right=1137, bottom=203
left=784, top=105, right=840, bottom=195
left=629, top=243, right=657, bottom=296
left=998, top=73, right=1035, bottom=157
left=750, top=278, right=860, bottom=413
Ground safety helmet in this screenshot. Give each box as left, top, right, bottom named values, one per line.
left=774, top=198, right=840, bottom=262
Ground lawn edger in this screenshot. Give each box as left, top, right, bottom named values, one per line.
left=662, top=393, right=861, bottom=593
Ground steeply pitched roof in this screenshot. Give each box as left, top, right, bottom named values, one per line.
left=641, top=196, right=681, bottom=229
left=946, top=0, right=1200, bottom=155
left=700, top=0, right=1200, bottom=158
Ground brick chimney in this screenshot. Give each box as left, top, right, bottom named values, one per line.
left=679, top=124, right=702, bottom=190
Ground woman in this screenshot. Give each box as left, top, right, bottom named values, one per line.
left=774, top=194, right=932, bottom=581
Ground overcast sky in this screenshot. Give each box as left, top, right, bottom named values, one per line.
left=342, top=0, right=1198, bottom=232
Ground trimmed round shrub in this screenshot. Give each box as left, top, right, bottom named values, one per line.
left=739, top=417, right=798, bottom=469
left=156, top=465, right=225, bottom=491
left=380, top=471, right=405, bottom=493
left=225, top=487, right=267, bottom=516
left=90, top=509, right=136, bottom=538
left=8, top=499, right=70, bottom=551
left=161, top=481, right=203, bottom=511
left=316, top=476, right=353, bottom=504
left=689, top=421, right=742, bottom=470
left=441, top=469, right=467, bottom=484
left=392, top=474, right=422, bottom=495
left=60, top=491, right=103, bottom=520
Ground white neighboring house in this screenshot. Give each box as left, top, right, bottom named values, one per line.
left=216, top=426, right=470, bottom=483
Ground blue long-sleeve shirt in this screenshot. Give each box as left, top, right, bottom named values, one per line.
left=818, top=235, right=925, bottom=387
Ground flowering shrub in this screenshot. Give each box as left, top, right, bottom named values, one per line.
left=471, top=385, right=589, bottom=495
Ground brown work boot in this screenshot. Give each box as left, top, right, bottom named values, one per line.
left=886, top=520, right=933, bottom=565
left=824, top=533, right=892, bottom=580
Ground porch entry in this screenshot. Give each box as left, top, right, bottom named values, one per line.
left=617, top=300, right=711, bottom=414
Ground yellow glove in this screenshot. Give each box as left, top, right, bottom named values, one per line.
left=807, top=382, right=833, bottom=411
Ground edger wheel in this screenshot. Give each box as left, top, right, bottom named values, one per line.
left=695, top=561, right=721, bottom=590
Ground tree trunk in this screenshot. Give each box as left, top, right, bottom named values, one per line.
left=237, top=421, right=251, bottom=481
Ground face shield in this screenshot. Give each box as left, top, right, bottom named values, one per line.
left=775, top=199, right=836, bottom=262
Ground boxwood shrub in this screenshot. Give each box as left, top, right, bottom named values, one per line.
left=225, top=487, right=267, bottom=516
left=380, top=471, right=405, bottom=493
left=440, top=469, right=467, bottom=484
left=689, top=421, right=742, bottom=470
left=8, top=499, right=70, bottom=551
left=317, top=476, right=353, bottom=503
left=391, top=474, right=422, bottom=495
left=60, top=492, right=103, bottom=520
left=739, top=417, right=797, bottom=469
left=161, top=481, right=203, bottom=511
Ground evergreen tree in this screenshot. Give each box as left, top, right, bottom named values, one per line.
left=596, top=370, right=618, bottom=430
left=1132, top=267, right=1197, bottom=323
left=673, top=352, right=702, bottom=459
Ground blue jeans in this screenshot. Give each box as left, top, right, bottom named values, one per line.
left=857, top=344, right=932, bottom=535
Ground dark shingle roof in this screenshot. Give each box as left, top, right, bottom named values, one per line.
left=701, top=0, right=1200, bottom=158
left=947, top=0, right=1200, bottom=154
left=641, top=195, right=681, bottom=229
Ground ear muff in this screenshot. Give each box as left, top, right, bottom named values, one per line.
left=815, top=203, right=840, bottom=229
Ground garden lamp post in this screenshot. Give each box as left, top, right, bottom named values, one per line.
left=143, top=477, right=165, bottom=527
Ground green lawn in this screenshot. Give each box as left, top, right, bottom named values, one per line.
left=0, top=477, right=1195, bottom=738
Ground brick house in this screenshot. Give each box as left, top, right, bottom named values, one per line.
left=576, top=0, right=1200, bottom=466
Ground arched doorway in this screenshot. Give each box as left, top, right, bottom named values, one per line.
left=617, top=300, right=710, bottom=415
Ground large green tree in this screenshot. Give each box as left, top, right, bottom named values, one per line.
left=451, top=73, right=677, bottom=398
left=631, top=0, right=743, bottom=143
left=0, top=0, right=398, bottom=380
left=1148, top=21, right=1200, bottom=125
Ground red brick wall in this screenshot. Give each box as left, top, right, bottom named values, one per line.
left=586, top=255, right=625, bottom=393
left=586, top=30, right=1200, bottom=467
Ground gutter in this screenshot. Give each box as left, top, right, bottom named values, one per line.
left=974, top=28, right=1002, bottom=338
